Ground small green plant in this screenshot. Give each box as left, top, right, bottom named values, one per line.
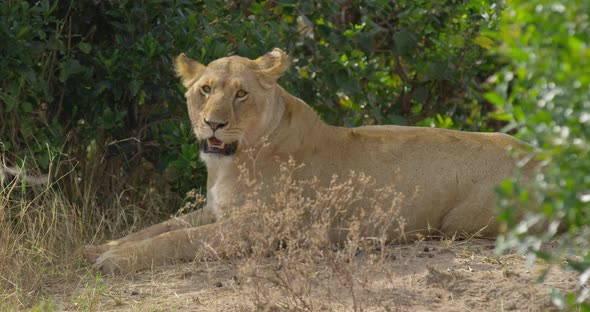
left=31, top=296, right=57, bottom=312
left=70, top=273, right=109, bottom=311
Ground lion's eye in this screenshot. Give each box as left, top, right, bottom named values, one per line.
left=236, top=90, right=248, bottom=99
left=200, top=85, right=211, bottom=95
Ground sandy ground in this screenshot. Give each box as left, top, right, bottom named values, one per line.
left=47, top=239, right=579, bottom=311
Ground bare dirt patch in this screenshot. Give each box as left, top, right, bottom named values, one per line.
left=47, top=239, right=577, bottom=311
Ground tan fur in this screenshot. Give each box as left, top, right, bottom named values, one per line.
left=86, top=48, right=535, bottom=274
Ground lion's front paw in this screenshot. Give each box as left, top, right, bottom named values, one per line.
left=83, top=244, right=111, bottom=263
left=94, top=246, right=142, bottom=275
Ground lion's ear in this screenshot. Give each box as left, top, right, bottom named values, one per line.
left=254, top=48, right=289, bottom=86
left=174, top=53, right=206, bottom=88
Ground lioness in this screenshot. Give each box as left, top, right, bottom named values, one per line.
left=86, top=48, right=535, bottom=274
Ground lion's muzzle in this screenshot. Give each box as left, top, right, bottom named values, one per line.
left=199, top=137, right=238, bottom=156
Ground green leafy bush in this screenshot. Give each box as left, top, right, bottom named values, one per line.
left=1, top=0, right=501, bottom=211
left=489, top=0, right=590, bottom=309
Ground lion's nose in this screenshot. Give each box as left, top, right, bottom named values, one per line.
left=204, top=119, right=228, bottom=131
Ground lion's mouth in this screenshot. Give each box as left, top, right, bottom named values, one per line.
left=199, top=137, right=238, bottom=156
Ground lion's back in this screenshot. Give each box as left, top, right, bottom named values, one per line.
left=318, top=124, right=529, bottom=189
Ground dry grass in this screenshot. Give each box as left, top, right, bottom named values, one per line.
left=0, top=157, right=167, bottom=310
left=227, top=159, right=409, bottom=310
left=0, top=177, right=83, bottom=308
left=0, top=156, right=580, bottom=311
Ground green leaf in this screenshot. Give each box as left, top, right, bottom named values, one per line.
left=513, top=106, right=525, bottom=121
left=79, top=42, right=92, bottom=54
left=20, top=121, right=32, bottom=137
left=59, top=60, right=86, bottom=82
left=473, top=35, right=495, bottom=50
left=129, top=80, right=141, bottom=97
left=393, top=29, right=417, bottom=56
left=0, top=93, right=17, bottom=112
left=488, top=111, right=513, bottom=122
left=449, top=34, right=465, bottom=48
left=484, top=92, right=505, bottom=106
left=413, top=86, right=429, bottom=103
left=17, top=26, right=30, bottom=38
left=22, top=102, right=33, bottom=113
left=435, top=114, right=454, bottom=129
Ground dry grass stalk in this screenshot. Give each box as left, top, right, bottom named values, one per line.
left=211, top=156, right=410, bottom=311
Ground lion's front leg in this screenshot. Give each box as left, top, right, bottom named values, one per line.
left=94, top=238, right=157, bottom=275
left=84, top=209, right=216, bottom=264
left=84, top=241, right=119, bottom=263
left=94, top=215, right=255, bottom=275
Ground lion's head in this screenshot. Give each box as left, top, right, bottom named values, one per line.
left=174, top=48, right=289, bottom=157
